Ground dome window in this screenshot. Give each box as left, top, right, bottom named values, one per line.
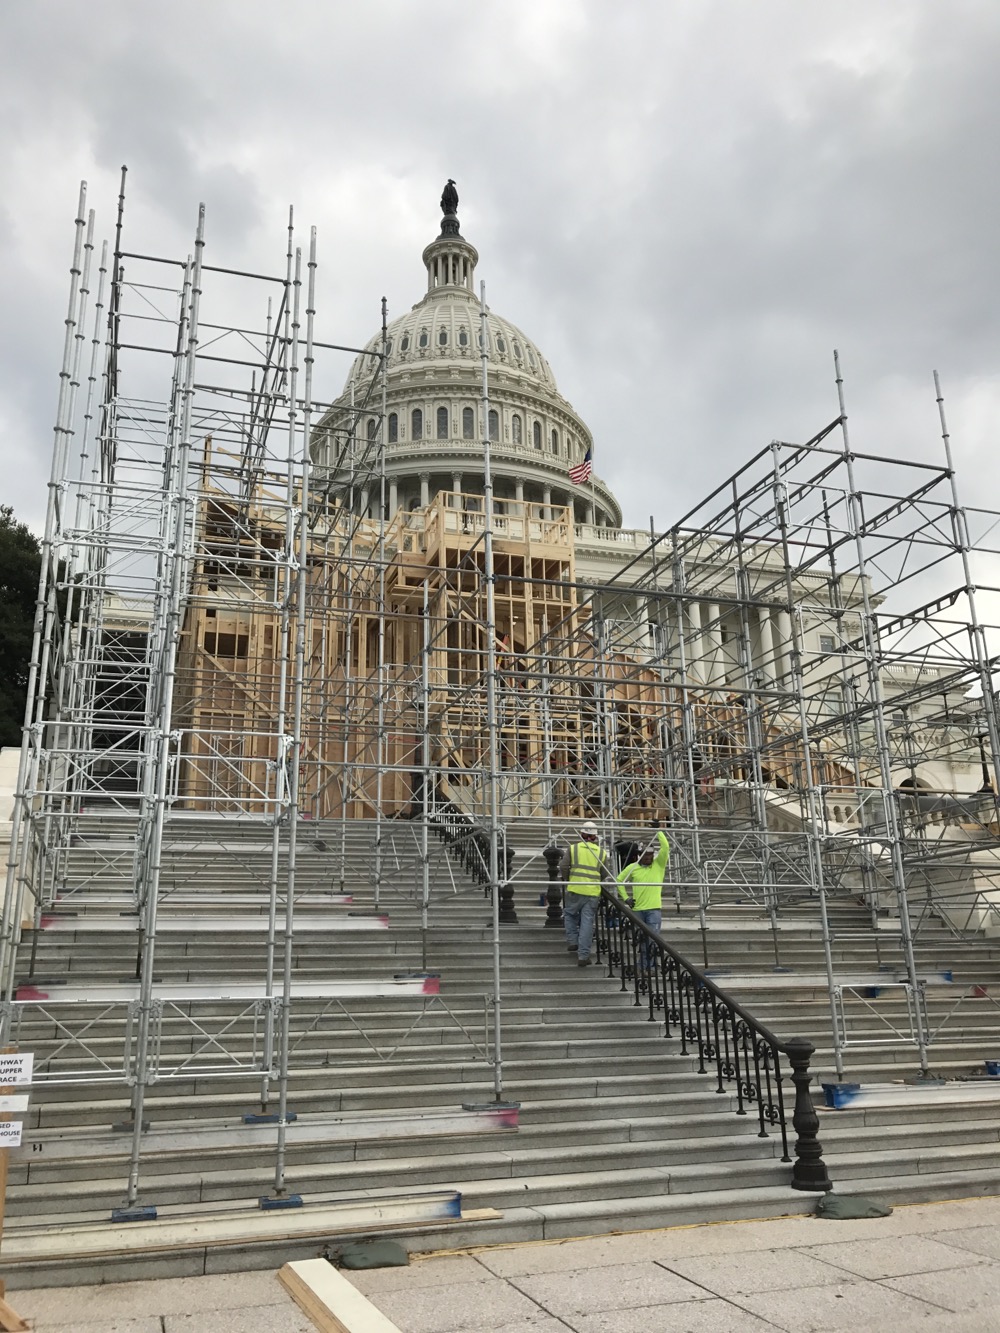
left=437, top=406, right=449, bottom=439
left=512, top=414, right=522, bottom=445
left=438, top=328, right=448, bottom=347
left=512, top=340, right=522, bottom=360
left=400, top=334, right=410, bottom=353
left=458, top=328, right=469, bottom=348
left=478, top=330, right=490, bottom=351
left=550, top=429, right=559, bottom=454
left=496, top=334, right=507, bottom=355
left=411, top=408, right=423, bottom=440
left=488, top=409, right=499, bottom=441
left=418, top=330, right=429, bottom=350
left=463, top=407, right=475, bottom=440
left=386, top=339, right=393, bottom=356
left=527, top=346, right=537, bottom=369
left=533, top=421, right=542, bottom=450
left=388, top=413, right=398, bottom=443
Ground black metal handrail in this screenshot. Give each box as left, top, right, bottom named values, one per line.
left=595, top=888, right=832, bottom=1193
left=430, top=802, right=517, bottom=921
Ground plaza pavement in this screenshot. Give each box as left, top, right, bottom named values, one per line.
left=12, top=1194, right=1000, bottom=1331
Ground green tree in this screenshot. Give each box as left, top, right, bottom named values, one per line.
left=0, top=506, right=41, bottom=748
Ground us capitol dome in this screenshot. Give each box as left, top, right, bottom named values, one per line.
left=314, top=181, right=621, bottom=530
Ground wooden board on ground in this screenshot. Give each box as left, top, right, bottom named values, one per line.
left=279, top=1258, right=403, bottom=1333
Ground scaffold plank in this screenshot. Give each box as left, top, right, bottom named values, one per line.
left=32, top=914, right=389, bottom=934
left=14, top=976, right=440, bottom=1003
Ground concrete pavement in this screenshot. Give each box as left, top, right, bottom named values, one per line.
left=13, top=1194, right=1000, bottom=1331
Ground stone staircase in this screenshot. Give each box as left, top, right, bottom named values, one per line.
left=3, top=812, right=1000, bottom=1286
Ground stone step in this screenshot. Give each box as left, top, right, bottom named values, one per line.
left=6, top=1130, right=788, bottom=1216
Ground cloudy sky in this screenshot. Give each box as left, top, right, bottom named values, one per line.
left=2, top=0, right=999, bottom=536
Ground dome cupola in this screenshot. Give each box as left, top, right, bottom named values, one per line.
left=314, top=182, right=621, bottom=530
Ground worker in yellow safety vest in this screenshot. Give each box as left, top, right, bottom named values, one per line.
left=559, top=820, right=615, bottom=967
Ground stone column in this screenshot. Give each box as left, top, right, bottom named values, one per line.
left=542, top=485, right=552, bottom=520
left=360, top=486, right=370, bottom=518
left=452, top=472, right=462, bottom=505
left=707, top=603, right=724, bottom=686
left=757, top=607, right=775, bottom=681
left=388, top=480, right=398, bottom=515
left=776, top=609, right=794, bottom=684
left=688, top=601, right=706, bottom=685
left=586, top=502, right=595, bottom=525
left=420, top=472, right=430, bottom=508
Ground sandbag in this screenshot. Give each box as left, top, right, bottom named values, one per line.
left=815, top=1193, right=893, bottom=1220
left=332, top=1240, right=410, bottom=1269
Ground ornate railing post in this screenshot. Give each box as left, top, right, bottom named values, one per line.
left=542, top=845, right=563, bottom=928
left=498, top=838, right=518, bottom=924
left=786, top=1036, right=833, bottom=1192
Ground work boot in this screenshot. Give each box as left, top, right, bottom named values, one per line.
left=577, top=957, right=592, bottom=967
left=566, top=944, right=578, bottom=952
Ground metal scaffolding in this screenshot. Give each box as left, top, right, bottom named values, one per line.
left=4, top=176, right=1000, bottom=1214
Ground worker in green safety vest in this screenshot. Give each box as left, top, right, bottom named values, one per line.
left=559, top=820, right=615, bottom=967
left=616, top=827, right=670, bottom=968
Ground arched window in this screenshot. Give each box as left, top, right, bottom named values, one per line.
left=527, top=346, right=537, bottom=369
left=458, top=328, right=469, bottom=348
left=367, top=418, right=377, bottom=441
left=400, top=334, right=410, bottom=353
left=496, top=334, right=507, bottom=355
left=550, top=428, right=559, bottom=454
left=488, top=409, right=499, bottom=441
left=533, top=421, right=542, bottom=450
left=388, top=413, right=398, bottom=443
left=437, top=406, right=449, bottom=440
left=411, top=408, right=423, bottom=440
left=438, top=328, right=448, bottom=347
left=418, top=330, right=428, bottom=349
left=511, top=414, right=522, bottom=445
left=512, top=340, right=522, bottom=361
left=462, top=407, right=475, bottom=439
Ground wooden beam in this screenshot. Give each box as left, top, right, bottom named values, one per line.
left=278, top=1258, right=404, bottom=1333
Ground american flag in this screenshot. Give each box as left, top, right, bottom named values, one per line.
left=569, top=447, right=593, bottom=484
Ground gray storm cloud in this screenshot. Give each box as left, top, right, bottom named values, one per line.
left=1, top=0, right=998, bottom=531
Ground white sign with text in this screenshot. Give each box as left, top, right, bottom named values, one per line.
left=0, top=1053, right=33, bottom=1086
left=0, top=1121, right=23, bottom=1148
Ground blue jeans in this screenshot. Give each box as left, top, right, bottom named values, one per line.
left=564, top=891, right=599, bottom=960
left=634, top=908, right=662, bottom=969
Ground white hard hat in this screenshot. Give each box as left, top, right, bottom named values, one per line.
left=580, top=821, right=599, bottom=836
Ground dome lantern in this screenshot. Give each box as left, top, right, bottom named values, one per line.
left=421, top=178, right=478, bottom=298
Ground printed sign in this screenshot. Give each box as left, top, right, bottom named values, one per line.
left=0, top=1095, right=30, bottom=1114
left=0, top=1122, right=22, bottom=1148
left=0, top=1053, right=33, bottom=1086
